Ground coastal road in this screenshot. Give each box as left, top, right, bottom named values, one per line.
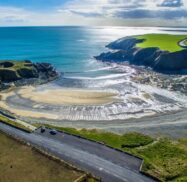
left=178, top=38, right=187, bottom=48
left=0, top=122, right=155, bottom=182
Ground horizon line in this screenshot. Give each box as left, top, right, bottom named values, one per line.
left=0, top=25, right=187, bottom=29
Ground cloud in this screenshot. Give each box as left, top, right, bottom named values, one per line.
left=59, top=0, right=187, bottom=21
left=0, top=0, right=187, bottom=27
left=116, top=9, right=187, bottom=19
left=1, top=16, right=25, bottom=23
left=0, top=6, right=30, bottom=24
left=158, top=0, right=183, bottom=7
left=0, top=5, right=104, bottom=26
left=58, top=0, right=148, bottom=18
left=69, top=10, right=102, bottom=17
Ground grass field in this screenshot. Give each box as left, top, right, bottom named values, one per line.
left=40, top=125, right=187, bottom=182
left=134, top=34, right=187, bottom=52
left=0, top=131, right=98, bottom=182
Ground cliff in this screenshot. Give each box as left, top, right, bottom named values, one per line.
left=95, top=35, right=187, bottom=73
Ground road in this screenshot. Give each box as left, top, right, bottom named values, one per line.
left=178, top=39, right=187, bottom=48
left=0, top=122, right=155, bottom=182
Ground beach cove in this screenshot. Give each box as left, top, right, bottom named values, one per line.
left=0, top=26, right=187, bottom=138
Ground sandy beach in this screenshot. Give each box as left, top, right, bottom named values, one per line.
left=0, top=85, right=187, bottom=138
left=18, top=86, right=119, bottom=105
left=0, top=88, right=58, bottom=119
left=0, top=86, right=119, bottom=119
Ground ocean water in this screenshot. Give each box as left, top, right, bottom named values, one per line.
left=0, top=26, right=186, bottom=77
left=1, top=26, right=187, bottom=122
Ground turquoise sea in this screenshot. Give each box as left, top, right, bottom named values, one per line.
left=0, top=26, right=117, bottom=74
left=1, top=26, right=187, bottom=122
left=0, top=26, right=168, bottom=79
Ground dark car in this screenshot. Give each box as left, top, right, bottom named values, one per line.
left=41, top=126, right=46, bottom=133
left=50, top=129, right=57, bottom=135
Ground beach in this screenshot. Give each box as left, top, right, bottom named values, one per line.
left=0, top=86, right=119, bottom=119
left=1, top=85, right=187, bottom=138
left=18, top=86, right=119, bottom=105
left=0, top=84, right=187, bottom=138
left=0, top=26, right=186, bottom=139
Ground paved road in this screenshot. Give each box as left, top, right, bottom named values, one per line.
left=178, top=39, right=187, bottom=48
left=0, top=122, right=155, bottom=182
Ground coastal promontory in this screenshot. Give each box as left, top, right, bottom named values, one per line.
left=0, top=60, right=58, bottom=90
left=95, top=34, right=187, bottom=73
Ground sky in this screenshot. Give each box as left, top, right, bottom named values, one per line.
left=0, top=0, right=186, bottom=27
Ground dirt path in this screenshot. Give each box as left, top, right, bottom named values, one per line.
left=178, top=38, right=187, bottom=48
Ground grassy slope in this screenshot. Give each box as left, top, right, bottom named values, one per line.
left=0, top=132, right=84, bottom=182
left=40, top=125, right=187, bottom=182
left=0, top=61, right=33, bottom=70
left=134, top=139, right=187, bottom=182
left=0, top=115, right=32, bottom=132
left=0, top=61, right=33, bottom=76
left=134, top=34, right=187, bottom=52
left=11, top=61, right=33, bottom=70
left=0, top=61, right=34, bottom=80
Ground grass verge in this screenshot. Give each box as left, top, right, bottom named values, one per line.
left=38, top=124, right=187, bottom=182
left=38, top=124, right=154, bottom=148
left=0, top=115, right=32, bottom=132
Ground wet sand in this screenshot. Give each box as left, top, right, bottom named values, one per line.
left=0, top=86, right=119, bottom=119
left=0, top=90, right=58, bottom=119
left=1, top=86, right=187, bottom=138
left=18, top=86, right=119, bottom=105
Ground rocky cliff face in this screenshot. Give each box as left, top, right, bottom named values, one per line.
left=0, top=60, right=58, bottom=90
left=95, top=37, right=187, bottom=73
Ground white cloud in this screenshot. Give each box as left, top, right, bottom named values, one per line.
left=58, top=0, right=147, bottom=17
left=0, top=6, right=30, bottom=24
left=0, top=0, right=186, bottom=27
left=0, top=5, right=105, bottom=26
left=56, top=0, right=187, bottom=24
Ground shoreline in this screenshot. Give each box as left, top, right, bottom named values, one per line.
left=0, top=86, right=120, bottom=119
left=17, top=86, right=120, bottom=106
left=1, top=86, right=187, bottom=138
left=0, top=61, right=187, bottom=139
left=27, top=108, right=187, bottom=139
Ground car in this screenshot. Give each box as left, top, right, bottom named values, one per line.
left=50, top=129, right=57, bottom=135
left=40, top=126, right=46, bottom=133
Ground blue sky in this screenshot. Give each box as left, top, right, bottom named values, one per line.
left=0, top=0, right=69, bottom=10
left=0, top=0, right=186, bottom=26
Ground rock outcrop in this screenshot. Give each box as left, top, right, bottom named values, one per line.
left=0, top=60, right=58, bottom=90
left=95, top=37, right=187, bottom=73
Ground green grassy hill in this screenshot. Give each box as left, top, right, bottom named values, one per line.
left=134, top=34, right=187, bottom=52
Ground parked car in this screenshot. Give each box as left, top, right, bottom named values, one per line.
left=41, top=126, right=46, bottom=133
left=50, top=129, right=57, bottom=135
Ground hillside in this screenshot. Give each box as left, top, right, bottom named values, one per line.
left=95, top=34, right=187, bottom=73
